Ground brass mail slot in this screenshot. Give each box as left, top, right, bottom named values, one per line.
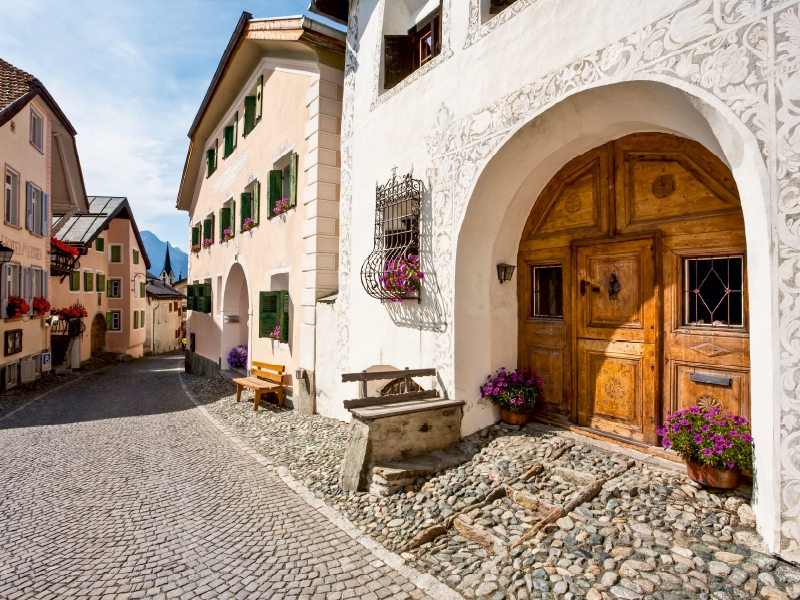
left=691, top=373, right=732, bottom=387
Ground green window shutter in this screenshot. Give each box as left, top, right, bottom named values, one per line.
left=111, top=245, right=121, bottom=263
left=268, top=170, right=282, bottom=217
left=140, top=282, right=146, bottom=298
left=243, top=96, right=256, bottom=135
left=214, top=139, right=218, bottom=171
left=196, top=283, right=204, bottom=312
left=106, top=278, right=111, bottom=296
left=69, top=270, right=79, bottom=291
left=85, top=271, right=93, bottom=292
left=203, top=282, right=212, bottom=313
left=289, top=153, right=298, bottom=207
left=187, top=285, right=194, bottom=311
left=206, top=148, right=215, bottom=177
left=96, top=273, right=100, bottom=291
left=223, top=125, right=234, bottom=158
left=259, top=291, right=279, bottom=338
left=141, top=310, right=145, bottom=327
left=96, top=237, right=104, bottom=251
left=191, top=226, right=199, bottom=246
left=256, top=75, right=263, bottom=123
left=240, top=193, right=251, bottom=226
left=134, top=310, right=138, bottom=329
left=280, top=291, right=289, bottom=343
left=133, top=249, right=139, bottom=265
left=253, top=180, right=260, bottom=225
left=233, top=111, right=238, bottom=146
left=106, top=312, right=112, bottom=330
left=219, top=208, right=224, bottom=239
left=203, top=219, right=211, bottom=242
left=231, top=200, right=236, bottom=236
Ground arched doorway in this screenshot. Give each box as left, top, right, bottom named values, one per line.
left=90, top=313, right=106, bottom=354
left=221, top=262, right=250, bottom=372
left=518, top=132, right=749, bottom=445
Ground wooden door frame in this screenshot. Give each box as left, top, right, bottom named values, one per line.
left=569, top=231, right=663, bottom=444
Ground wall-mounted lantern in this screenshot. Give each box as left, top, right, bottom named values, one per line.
left=0, top=243, right=14, bottom=264
left=496, top=263, right=516, bottom=284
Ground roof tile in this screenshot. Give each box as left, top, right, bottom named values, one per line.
left=0, top=58, right=36, bottom=112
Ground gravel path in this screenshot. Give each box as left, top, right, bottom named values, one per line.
left=0, top=355, right=435, bottom=600
left=186, top=373, right=800, bottom=600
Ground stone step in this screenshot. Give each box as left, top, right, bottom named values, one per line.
left=369, top=446, right=473, bottom=496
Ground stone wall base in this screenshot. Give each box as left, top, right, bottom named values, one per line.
left=184, top=350, right=220, bottom=378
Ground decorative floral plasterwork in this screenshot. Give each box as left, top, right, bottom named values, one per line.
left=464, top=0, right=541, bottom=49
left=371, top=0, right=454, bottom=110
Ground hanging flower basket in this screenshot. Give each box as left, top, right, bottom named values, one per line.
left=33, top=297, right=51, bottom=315
left=657, top=407, right=753, bottom=489
left=379, top=254, right=424, bottom=302
left=480, top=367, right=542, bottom=424
left=50, top=237, right=79, bottom=258
left=221, top=227, right=234, bottom=244
left=6, top=296, right=30, bottom=319
left=52, top=304, right=88, bottom=320
left=227, top=345, right=248, bottom=368
left=241, top=217, right=256, bottom=233
left=202, top=238, right=213, bottom=250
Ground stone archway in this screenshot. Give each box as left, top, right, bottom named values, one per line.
left=221, top=262, right=250, bottom=372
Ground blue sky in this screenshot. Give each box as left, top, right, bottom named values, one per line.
left=0, top=1, right=342, bottom=251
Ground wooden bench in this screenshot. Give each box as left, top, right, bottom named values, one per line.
left=233, top=361, right=286, bottom=411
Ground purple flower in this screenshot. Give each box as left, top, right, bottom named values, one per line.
left=726, top=461, right=735, bottom=470
left=729, top=430, right=739, bottom=437
left=701, top=424, right=709, bottom=432
left=741, top=433, right=753, bottom=443
left=662, top=437, right=671, bottom=448
left=672, top=423, right=682, bottom=433
left=693, top=434, right=703, bottom=444
left=701, top=448, right=714, bottom=456
left=656, top=427, right=667, bottom=436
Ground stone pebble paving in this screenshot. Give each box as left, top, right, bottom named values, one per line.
left=189, top=374, right=800, bottom=600
left=0, top=355, right=435, bottom=600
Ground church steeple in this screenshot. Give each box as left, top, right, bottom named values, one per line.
left=160, top=244, right=174, bottom=285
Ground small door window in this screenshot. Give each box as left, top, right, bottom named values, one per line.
left=531, top=265, right=563, bottom=318
left=684, top=256, right=744, bottom=328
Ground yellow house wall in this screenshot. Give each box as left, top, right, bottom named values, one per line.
left=0, top=98, right=52, bottom=376
left=187, top=59, right=343, bottom=399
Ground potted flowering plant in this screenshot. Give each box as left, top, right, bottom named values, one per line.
left=241, top=217, right=256, bottom=233
left=50, top=237, right=79, bottom=258
left=191, top=243, right=201, bottom=254
left=227, top=345, right=248, bottom=369
left=268, top=325, right=281, bottom=341
left=202, top=238, right=213, bottom=250
left=480, top=367, right=542, bottom=425
left=273, top=198, right=290, bottom=216
left=6, top=296, right=30, bottom=318
left=53, top=304, right=88, bottom=319
left=380, top=254, right=424, bottom=302
left=33, top=297, right=51, bottom=315
left=221, top=227, right=234, bottom=244
left=657, top=406, right=753, bottom=489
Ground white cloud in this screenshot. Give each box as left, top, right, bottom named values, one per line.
left=1, top=0, right=336, bottom=250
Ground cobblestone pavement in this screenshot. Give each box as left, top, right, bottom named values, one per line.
left=0, top=354, right=435, bottom=600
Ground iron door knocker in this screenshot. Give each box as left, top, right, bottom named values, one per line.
left=608, top=272, right=621, bottom=300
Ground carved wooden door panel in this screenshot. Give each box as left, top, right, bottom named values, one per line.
left=575, top=237, right=657, bottom=443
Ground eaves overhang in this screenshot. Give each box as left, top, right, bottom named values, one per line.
left=308, top=0, right=349, bottom=25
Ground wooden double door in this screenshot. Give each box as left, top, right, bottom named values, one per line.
left=518, top=133, right=750, bottom=446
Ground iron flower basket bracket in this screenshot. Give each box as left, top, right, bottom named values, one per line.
left=360, top=169, right=423, bottom=302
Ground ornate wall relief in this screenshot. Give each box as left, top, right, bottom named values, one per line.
left=465, top=0, right=541, bottom=49
left=371, top=0, right=454, bottom=110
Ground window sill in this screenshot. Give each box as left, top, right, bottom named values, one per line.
left=673, top=326, right=748, bottom=337
left=30, top=140, right=44, bottom=155
left=3, top=222, right=22, bottom=230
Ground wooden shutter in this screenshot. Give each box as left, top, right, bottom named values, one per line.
left=224, top=125, right=234, bottom=157
left=134, top=310, right=138, bottom=329
left=133, top=249, right=139, bottom=265
left=268, top=170, right=282, bottom=216
left=231, top=199, right=236, bottom=236
left=203, top=282, right=212, bottom=313
left=0, top=264, right=7, bottom=316
left=256, top=75, right=263, bottom=122
left=84, top=271, right=92, bottom=292
left=243, top=96, right=256, bottom=135
left=289, top=153, right=298, bottom=207
left=96, top=237, right=104, bottom=251
left=384, top=35, right=413, bottom=89
left=111, top=245, right=121, bottom=263
left=196, top=283, right=204, bottom=312
left=140, top=282, right=146, bottom=298
left=187, top=285, right=194, bottom=311
left=106, top=312, right=112, bottom=330
left=219, top=208, right=224, bottom=239
left=259, top=291, right=279, bottom=337
left=253, top=181, right=260, bottom=225
left=203, top=219, right=211, bottom=242
left=240, top=193, right=251, bottom=225
left=42, top=270, right=48, bottom=303
left=70, top=270, right=80, bottom=291
left=191, top=227, right=199, bottom=246
left=21, top=267, right=30, bottom=314
left=25, top=182, right=33, bottom=231
left=233, top=111, right=238, bottom=145
left=280, top=291, right=289, bottom=343
left=41, top=193, right=49, bottom=236
left=206, top=148, right=215, bottom=177
left=106, top=278, right=111, bottom=296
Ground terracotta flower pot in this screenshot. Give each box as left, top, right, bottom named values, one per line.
left=500, top=408, right=531, bottom=426
left=686, top=460, right=740, bottom=489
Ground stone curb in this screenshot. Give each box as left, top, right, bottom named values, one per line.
left=0, top=366, right=111, bottom=425
left=177, top=371, right=463, bottom=600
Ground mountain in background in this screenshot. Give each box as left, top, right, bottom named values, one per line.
left=140, top=231, right=189, bottom=282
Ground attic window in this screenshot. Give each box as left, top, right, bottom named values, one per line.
left=384, top=2, right=442, bottom=90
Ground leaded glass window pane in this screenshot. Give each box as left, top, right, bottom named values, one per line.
left=684, top=256, right=744, bottom=328
left=531, top=265, right=563, bottom=318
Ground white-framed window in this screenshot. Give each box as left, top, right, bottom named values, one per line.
left=108, top=310, right=121, bottom=331
left=109, top=244, right=122, bottom=263
left=3, top=360, right=19, bottom=390
left=4, top=167, right=19, bottom=226
left=1, top=263, right=21, bottom=315
left=108, top=278, right=122, bottom=299
left=30, top=105, right=44, bottom=152
left=25, top=182, right=47, bottom=236
left=31, top=267, right=43, bottom=299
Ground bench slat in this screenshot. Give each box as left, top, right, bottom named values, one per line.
left=250, top=368, right=283, bottom=384
left=341, top=368, right=436, bottom=383
left=343, top=390, right=439, bottom=409
left=252, top=361, right=285, bottom=373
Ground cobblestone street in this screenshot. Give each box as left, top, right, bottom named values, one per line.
left=0, top=354, right=435, bottom=600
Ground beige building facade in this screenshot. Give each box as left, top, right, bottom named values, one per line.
left=177, top=14, right=344, bottom=408
left=52, top=197, right=150, bottom=364
left=0, top=58, right=87, bottom=388
left=144, top=264, right=184, bottom=355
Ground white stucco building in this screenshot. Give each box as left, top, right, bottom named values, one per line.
left=304, top=0, right=800, bottom=560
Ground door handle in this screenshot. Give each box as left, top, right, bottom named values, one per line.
left=580, top=280, right=600, bottom=296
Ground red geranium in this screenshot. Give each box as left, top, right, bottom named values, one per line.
left=50, top=237, right=80, bottom=258
left=52, top=304, right=88, bottom=319
left=33, top=297, right=51, bottom=314
left=6, top=296, right=30, bottom=319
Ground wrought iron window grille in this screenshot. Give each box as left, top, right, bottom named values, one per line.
left=361, top=169, right=423, bottom=302
left=684, top=256, right=744, bottom=328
